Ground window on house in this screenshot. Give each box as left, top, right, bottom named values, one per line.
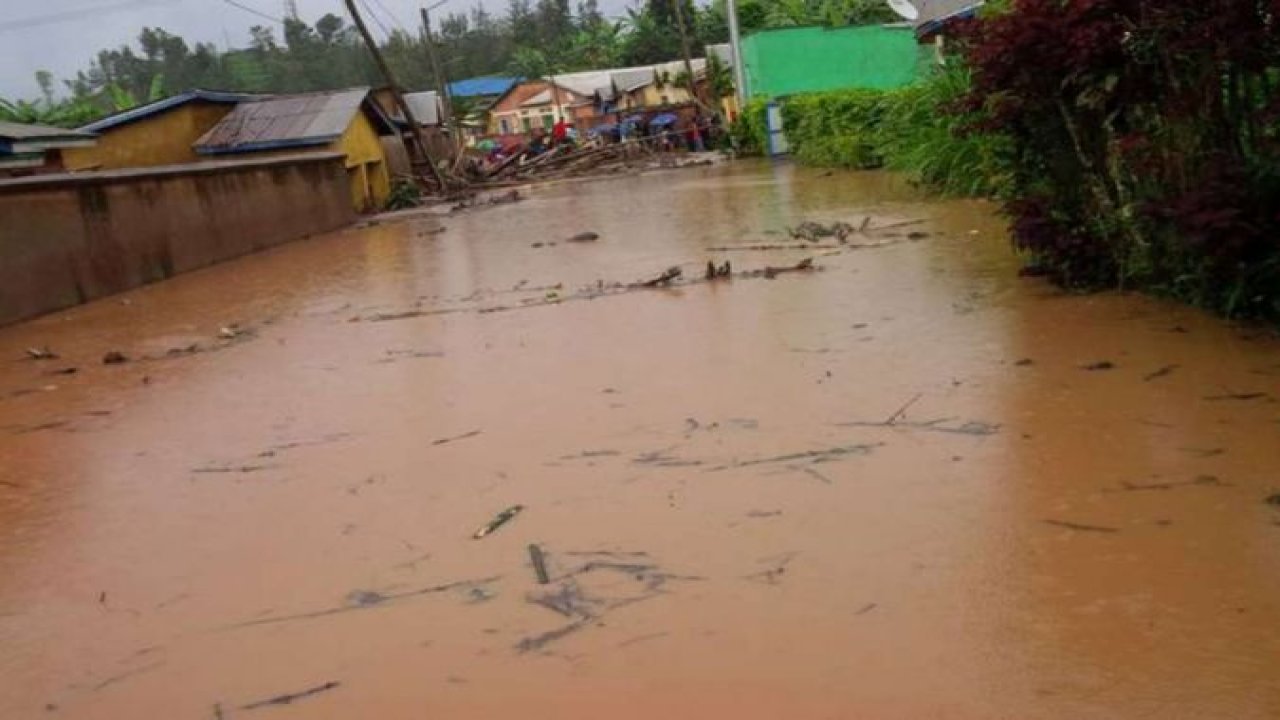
left=661, top=95, right=669, bottom=105
left=542, top=115, right=554, bottom=129
left=500, top=118, right=511, bottom=134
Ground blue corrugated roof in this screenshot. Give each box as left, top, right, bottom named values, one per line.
left=79, top=90, right=257, bottom=133
left=448, top=76, right=522, bottom=98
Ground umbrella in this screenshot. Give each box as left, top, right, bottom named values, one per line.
left=649, top=113, right=679, bottom=127
left=475, top=138, right=499, bottom=151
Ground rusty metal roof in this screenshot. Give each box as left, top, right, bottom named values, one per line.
left=194, top=88, right=388, bottom=155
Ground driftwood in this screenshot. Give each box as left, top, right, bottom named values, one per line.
left=432, top=429, right=482, bottom=446
left=1143, top=364, right=1179, bottom=382
left=1044, top=519, right=1119, bottom=533
left=635, top=266, right=683, bottom=287
left=241, top=681, right=340, bottom=711
left=709, top=442, right=883, bottom=472
left=529, top=544, right=551, bottom=585
left=227, top=576, right=501, bottom=630
left=474, top=505, right=523, bottom=539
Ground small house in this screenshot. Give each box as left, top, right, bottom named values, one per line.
left=64, top=90, right=253, bottom=171
left=0, top=121, right=96, bottom=177
left=194, top=88, right=396, bottom=213
left=487, top=80, right=591, bottom=137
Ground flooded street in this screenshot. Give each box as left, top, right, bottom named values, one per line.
left=3, top=160, right=1280, bottom=718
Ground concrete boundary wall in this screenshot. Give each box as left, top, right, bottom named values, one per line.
left=0, top=153, right=355, bottom=327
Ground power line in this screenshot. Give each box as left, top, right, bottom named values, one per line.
left=0, top=0, right=177, bottom=33
left=217, top=0, right=284, bottom=23
left=368, top=0, right=409, bottom=33
left=356, top=0, right=394, bottom=39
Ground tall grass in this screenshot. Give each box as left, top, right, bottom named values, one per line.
left=876, top=67, right=1012, bottom=197
left=731, top=67, right=1012, bottom=197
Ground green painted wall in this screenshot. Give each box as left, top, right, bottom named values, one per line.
left=742, top=25, right=925, bottom=99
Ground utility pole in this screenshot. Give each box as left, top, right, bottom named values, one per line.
left=725, top=0, right=748, bottom=104
left=344, top=0, right=447, bottom=189
left=420, top=3, right=458, bottom=151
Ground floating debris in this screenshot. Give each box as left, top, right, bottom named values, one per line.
left=102, top=351, right=129, bottom=365
left=432, top=429, right=482, bottom=446
left=1082, top=361, right=1116, bottom=371
left=636, top=266, right=682, bottom=288
left=473, top=505, right=523, bottom=539
left=24, top=347, right=58, bottom=360
left=566, top=231, right=600, bottom=243
left=1204, top=392, right=1269, bottom=402
left=1144, top=364, right=1179, bottom=382
left=788, top=221, right=853, bottom=242
left=529, top=544, right=551, bottom=585
left=1044, top=519, right=1119, bottom=533
left=240, top=681, right=340, bottom=711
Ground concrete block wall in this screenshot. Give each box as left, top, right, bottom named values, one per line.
left=0, top=154, right=355, bottom=327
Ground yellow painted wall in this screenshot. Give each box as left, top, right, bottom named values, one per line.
left=333, top=112, right=389, bottom=212
left=63, top=103, right=233, bottom=171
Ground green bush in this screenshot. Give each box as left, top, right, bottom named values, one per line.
left=782, top=89, right=887, bottom=169
left=730, top=97, right=770, bottom=155
left=756, top=68, right=1011, bottom=193
left=876, top=67, right=1013, bottom=197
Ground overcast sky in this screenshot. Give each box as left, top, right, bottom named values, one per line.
left=0, top=0, right=629, bottom=100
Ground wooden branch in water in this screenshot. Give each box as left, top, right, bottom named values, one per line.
left=226, top=576, right=501, bottom=630
left=1044, top=519, right=1119, bottom=533
left=432, top=429, right=482, bottom=446
left=241, top=681, right=340, bottom=711
left=885, top=393, right=923, bottom=425
left=529, top=544, right=550, bottom=585
left=707, top=243, right=843, bottom=251
left=634, top=266, right=683, bottom=288
left=474, top=505, right=523, bottom=539
left=708, top=442, right=883, bottom=471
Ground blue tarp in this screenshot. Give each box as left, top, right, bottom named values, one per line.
left=649, top=113, right=678, bottom=127
left=448, top=76, right=522, bottom=98
left=591, top=123, right=617, bottom=135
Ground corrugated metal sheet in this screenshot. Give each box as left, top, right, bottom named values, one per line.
left=448, top=76, right=522, bottom=98
left=0, top=121, right=95, bottom=142
left=914, top=0, right=983, bottom=33
left=402, top=91, right=442, bottom=126
left=0, top=121, right=96, bottom=154
left=79, top=90, right=256, bottom=133
left=195, top=88, right=372, bottom=154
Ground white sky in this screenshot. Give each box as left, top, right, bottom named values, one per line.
left=0, top=0, right=630, bottom=100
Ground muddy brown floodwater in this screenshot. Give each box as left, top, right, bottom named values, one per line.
left=2, top=161, right=1280, bottom=719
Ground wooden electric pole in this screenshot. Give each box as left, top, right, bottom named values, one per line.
left=344, top=0, right=448, bottom=189
left=420, top=4, right=458, bottom=150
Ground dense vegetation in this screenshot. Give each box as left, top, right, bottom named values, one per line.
left=745, top=1, right=1280, bottom=320
left=1, top=0, right=894, bottom=128
left=953, top=0, right=1280, bottom=319
left=737, top=67, right=1010, bottom=198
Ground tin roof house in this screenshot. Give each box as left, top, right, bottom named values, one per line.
left=0, top=121, right=97, bottom=177
left=194, top=87, right=397, bottom=212
left=63, top=90, right=254, bottom=172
